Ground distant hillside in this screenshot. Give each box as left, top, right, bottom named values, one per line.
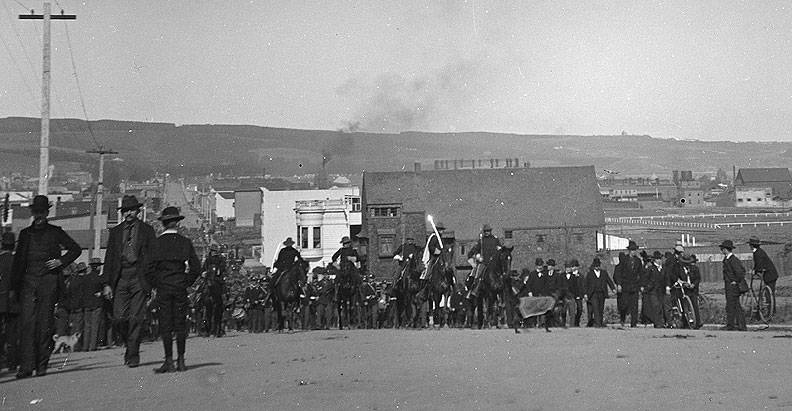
left=2, top=117, right=792, bottom=180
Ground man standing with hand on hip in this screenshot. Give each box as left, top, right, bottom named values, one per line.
left=104, top=195, right=155, bottom=368
left=11, top=195, right=81, bottom=378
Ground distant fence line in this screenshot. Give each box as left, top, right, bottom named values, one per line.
left=608, top=211, right=792, bottom=220
left=606, top=216, right=792, bottom=229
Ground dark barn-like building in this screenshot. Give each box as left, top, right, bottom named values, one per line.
left=362, top=166, right=605, bottom=279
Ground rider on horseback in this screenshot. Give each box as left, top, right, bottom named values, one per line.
left=332, top=236, right=360, bottom=272
left=393, top=236, right=420, bottom=271
left=272, top=237, right=304, bottom=287
left=422, top=221, right=452, bottom=283
left=467, top=224, right=503, bottom=298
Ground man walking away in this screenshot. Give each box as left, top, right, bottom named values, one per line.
left=147, top=207, right=201, bottom=373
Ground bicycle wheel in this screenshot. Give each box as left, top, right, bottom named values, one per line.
left=671, top=301, right=684, bottom=329
left=739, top=290, right=752, bottom=317
left=681, top=296, right=696, bottom=329
left=757, top=285, right=774, bottom=322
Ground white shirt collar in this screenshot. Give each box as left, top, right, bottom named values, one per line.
left=162, top=228, right=178, bottom=235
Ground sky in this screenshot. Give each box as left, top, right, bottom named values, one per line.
left=1, top=0, right=791, bottom=141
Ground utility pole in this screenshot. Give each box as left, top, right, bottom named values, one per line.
left=87, top=147, right=117, bottom=258
left=20, top=3, right=76, bottom=196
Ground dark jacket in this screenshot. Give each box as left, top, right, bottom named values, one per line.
left=752, top=247, right=778, bottom=284
left=0, top=250, right=19, bottom=313
left=558, top=272, right=581, bottom=299
left=202, top=254, right=227, bottom=285
left=526, top=268, right=548, bottom=296
left=332, top=247, right=359, bottom=267
left=105, top=219, right=156, bottom=291
left=274, top=246, right=303, bottom=274
left=585, top=268, right=615, bottom=296
left=642, top=263, right=666, bottom=295
left=11, top=221, right=81, bottom=293
left=145, top=232, right=201, bottom=295
left=614, top=254, right=643, bottom=293
left=722, top=254, right=746, bottom=284
left=467, top=235, right=502, bottom=265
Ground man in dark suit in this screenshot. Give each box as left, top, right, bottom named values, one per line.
left=748, top=236, right=778, bottom=314
left=104, top=195, right=156, bottom=367
left=0, top=232, right=20, bottom=372
left=11, top=195, right=81, bottom=378
left=613, top=240, right=643, bottom=327
left=584, top=257, right=615, bottom=327
left=720, top=240, right=747, bottom=331
left=147, top=207, right=201, bottom=373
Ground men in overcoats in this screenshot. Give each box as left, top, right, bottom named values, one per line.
left=642, top=251, right=666, bottom=328
left=147, top=207, right=201, bottom=373
left=201, top=244, right=227, bottom=337
left=11, top=195, right=81, bottom=378
left=104, top=195, right=155, bottom=368
left=720, top=240, right=747, bottom=331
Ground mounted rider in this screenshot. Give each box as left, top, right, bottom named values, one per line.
left=332, top=236, right=360, bottom=274
left=272, top=237, right=304, bottom=287
left=466, top=223, right=503, bottom=298
left=393, top=236, right=420, bottom=273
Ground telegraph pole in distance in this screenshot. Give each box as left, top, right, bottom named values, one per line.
left=87, top=147, right=118, bottom=258
left=20, top=2, right=76, bottom=195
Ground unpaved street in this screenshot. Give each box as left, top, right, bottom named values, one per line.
left=1, top=327, right=790, bottom=410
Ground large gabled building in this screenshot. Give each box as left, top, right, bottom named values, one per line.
left=362, top=166, right=605, bottom=278
left=734, top=167, right=792, bottom=207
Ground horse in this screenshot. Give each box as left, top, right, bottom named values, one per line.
left=270, top=259, right=309, bottom=332
left=469, top=246, right=513, bottom=329
left=330, top=260, right=362, bottom=329
left=389, top=255, right=420, bottom=328
left=357, top=277, right=378, bottom=329
left=422, top=255, right=456, bottom=327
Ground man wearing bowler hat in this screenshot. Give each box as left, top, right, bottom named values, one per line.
left=104, top=195, right=156, bottom=367
left=613, top=240, right=643, bottom=327
left=11, top=195, right=81, bottom=378
left=720, top=240, right=747, bottom=331
left=146, top=206, right=201, bottom=373
left=748, top=236, right=778, bottom=314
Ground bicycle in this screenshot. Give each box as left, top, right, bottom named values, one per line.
left=739, top=269, right=774, bottom=323
left=670, top=279, right=697, bottom=329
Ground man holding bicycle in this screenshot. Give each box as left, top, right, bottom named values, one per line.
left=675, top=254, right=701, bottom=329
left=748, top=236, right=778, bottom=315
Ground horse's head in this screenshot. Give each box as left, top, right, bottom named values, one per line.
left=498, top=246, right=513, bottom=273
left=486, top=246, right=513, bottom=290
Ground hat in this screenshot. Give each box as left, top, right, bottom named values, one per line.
left=405, top=236, right=415, bottom=241
left=534, top=257, right=544, bottom=266
left=651, top=251, right=663, bottom=260
left=674, top=240, right=684, bottom=253
left=564, top=259, right=575, bottom=267
left=546, top=259, right=556, bottom=267
left=88, top=257, right=103, bottom=266
left=591, top=257, right=601, bottom=267
left=678, top=254, right=696, bottom=264
left=747, top=236, right=762, bottom=247
left=158, top=206, right=184, bottom=222
left=482, top=224, right=492, bottom=231
left=29, top=195, right=51, bottom=212
left=283, top=237, right=295, bottom=246
left=74, top=262, right=88, bottom=273
left=118, top=195, right=144, bottom=211
left=627, top=240, right=638, bottom=251
left=340, top=236, right=351, bottom=244
left=434, top=221, right=446, bottom=230
left=570, top=258, right=580, bottom=267
left=1, top=232, right=15, bottom=247
left=719, top=240, right=735, bottom=250
left=690, top=254, right=698, bottom=262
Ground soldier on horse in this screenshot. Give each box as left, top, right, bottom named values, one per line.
left=466, top=224, right=503, bottom=299
left=272, top=237, right=304, bottom=287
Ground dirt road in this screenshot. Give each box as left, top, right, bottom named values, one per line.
left=1, top=327, right=790, bottom=410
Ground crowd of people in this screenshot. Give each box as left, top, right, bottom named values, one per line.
left=0, top=197, right=782, bottom=380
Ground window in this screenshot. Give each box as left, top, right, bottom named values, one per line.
left=379, top=235, right=395, bottom=257
left=460, top=244, right=466, bottom=255
left=348, top=196, right=361, bottom=212
left=297, top=226, right=301, bottom=246
left=738, top=198, right=744, bottom=202
left=369, top=205, right=401, bottom=217
left=313, top=227, right=321, bottom=248
left=301, top=227, right=309, bottom=249
left=504, top=230, right=513, bottom=239
left=536, top=234, right=546, bottom=243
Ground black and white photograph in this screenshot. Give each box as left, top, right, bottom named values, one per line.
left=1, top=1, right=791, bottom=409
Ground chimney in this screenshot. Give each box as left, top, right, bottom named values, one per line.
left=414, top=162, right=421, bottom=172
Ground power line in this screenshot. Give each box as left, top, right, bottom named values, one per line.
left=2, top=0, right=37, bottom=76
left=0, top=15, right=37, bottom=110
left=63, top=21, right=101, bottom=149
left=11, top=0, right=30, bottom=11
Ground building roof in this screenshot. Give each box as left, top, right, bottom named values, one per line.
left=216, top=191, right=235, bottom=200
left=736, top=168, right=792, bottom=184
left=363, top=166, right=604, bottom=241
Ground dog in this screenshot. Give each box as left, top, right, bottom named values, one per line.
left=52, top=332, right=81, bottom=354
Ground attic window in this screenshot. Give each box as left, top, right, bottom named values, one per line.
left=369, top=205, right=401, bottom=217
